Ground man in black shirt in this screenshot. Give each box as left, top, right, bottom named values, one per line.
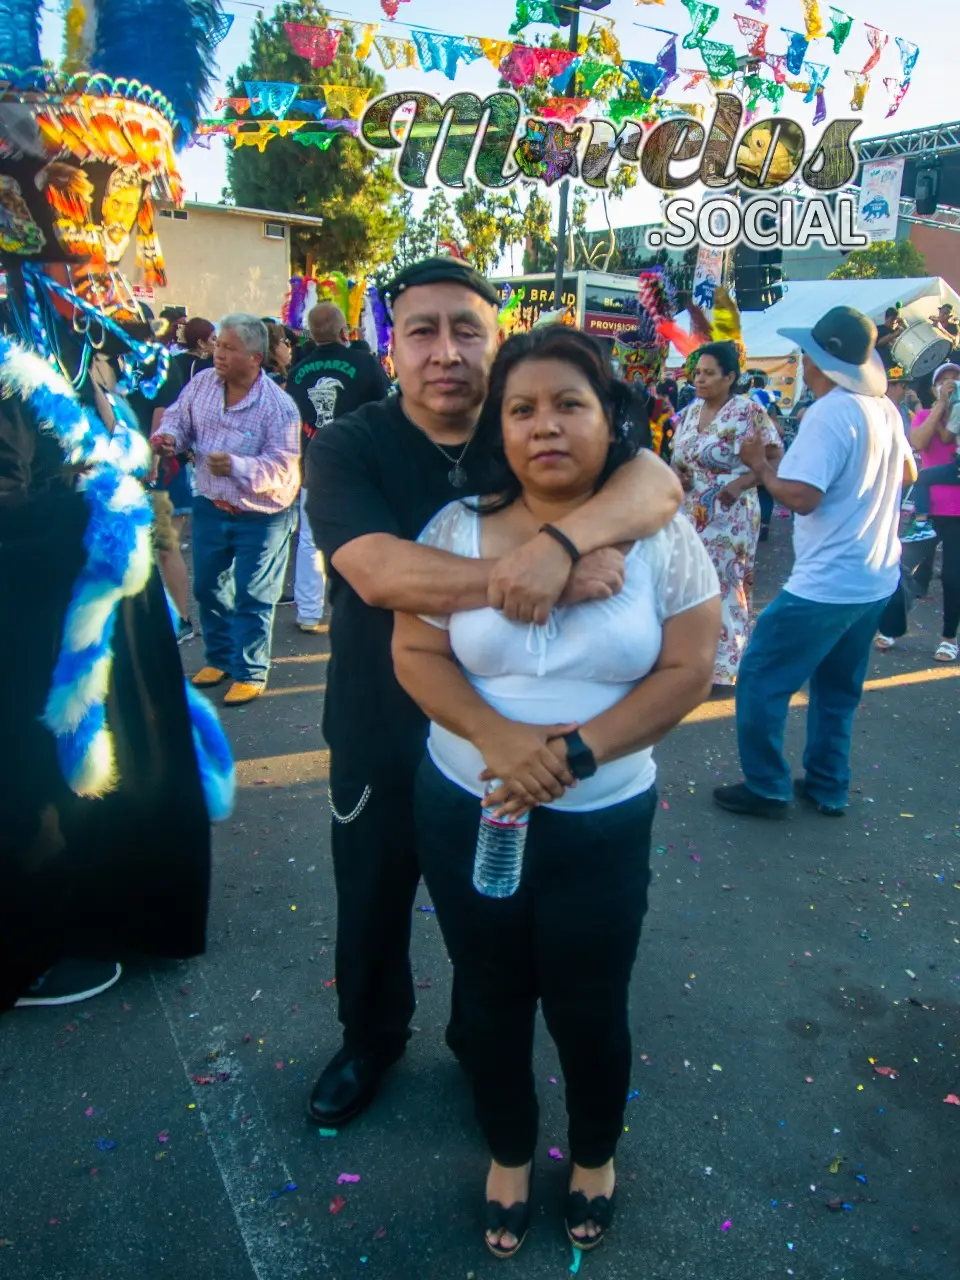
left=287, top=303, right=391, bottom=631
left=304, top=258, right=683, bottom=1128
left=875, top=306, right=906, bottom=371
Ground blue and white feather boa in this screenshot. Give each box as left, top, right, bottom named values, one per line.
left=0, top=332, right=235, bottom=819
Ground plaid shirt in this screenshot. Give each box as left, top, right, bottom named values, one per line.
left=156, top=368, right=300, bottom=514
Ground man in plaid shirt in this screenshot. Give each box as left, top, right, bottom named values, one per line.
left=152, top=314, right=300, bottom=706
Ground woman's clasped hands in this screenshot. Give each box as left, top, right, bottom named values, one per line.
left=476, top=720, right=580, bottom=818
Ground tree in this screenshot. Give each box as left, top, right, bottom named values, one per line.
left=828, top=239, right=929, bottom=280
left=520, top=187, right=554, bottom=272
left=452, top=182, right=522, bottom=274
left=226, top=0, right=402, bottom=275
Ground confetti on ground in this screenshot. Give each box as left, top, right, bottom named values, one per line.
left=269, top=1182, right=298, bottom=1199
left=626, top=1090, right=641, bottom=1102
left=93, top=1139, right=116, bottom=1152
left=250, top=990, right=262, bottom=1001
left=873, top=1066, right=898, bottom=1079
left=944, top=1094, right=960, bottom=1106
left=569, top=1246, right=582, bottom=1273
left=721, top=1219, right=732, bottom=1232
left=416, top=905, right=436, bottom=913
left=373, top=1226, right=387, bottom=1240
left=84, top=1107, right=95, bottom=1117
left=323, top=979, right=337, bottom=988
left=549, top=1147, right=564, bottom=1160
left=329, top=1195, right=347, bottom=1215
left=157, top=1131, right=169, bottom=1143
left=711, top=1064, right=723, bottom=1072
left=337, top=1173, right=361, bottom=1184
left=318, top=1128, right=338, bottom=1139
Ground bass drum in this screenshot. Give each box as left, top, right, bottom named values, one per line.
left=890, top=321, right=953, bottom=378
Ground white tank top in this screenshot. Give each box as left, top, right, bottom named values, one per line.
left=416, top=503, right=719, bottom=812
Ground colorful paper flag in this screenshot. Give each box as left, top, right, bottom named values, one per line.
left=681, top=0, right=719, bottom=50
left=780, top=29, right=809, bottom=76
left=745, top=0, right=766, bottom=10
left=577, top=61, right=619, bottom=95
left=380, top=0, right=410, bottom=18
left=845, top=69, right=871, bottom=110
left=500, top=45, right=579, bottom=89
left=765, top=53, right=787, bottom=83
left=698, top=39, right=739, bottom=82
left=284, top=23, right=343, bottom=69
left=510, top=0, right=561, bottom=33
left=826, top=7, right=853, bottom=55
left=800, top=0, right=825, bottom=40
left=476, top=37, right=515, bottom=68
left=409, top=31, right=481, bottom=79
left=291, top=131, right=336, bottom=150
left=862, top=25, right=888, bottom=75
left=621, top=59, right=667, bottom=97
left=734, top=15, right=768, bottom=59
left=542, top=97, right=591, bottom=125
left=802, top=61, right=829, bottom=102
left=374, top=35, right=418, bottom=70
left=295, top=100, right=328, bottom=120
left=896, top=36, right=919, bottom=79
left=812, top=87, right=827, bottom=124
left=883, top=75, right=911, bottom=117
left=244, top=82, right=299, bottom=119
left=322, top=86, right=373, bottom=119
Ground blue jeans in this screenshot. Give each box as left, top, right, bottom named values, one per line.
left=192, top=496, right=296, bottom=685
left=736, top=591, right=887, bottom=807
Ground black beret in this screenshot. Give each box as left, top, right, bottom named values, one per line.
left=382, top=256, right=500, bottom=312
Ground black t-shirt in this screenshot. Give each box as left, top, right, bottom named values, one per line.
left=875, top=323, right=900, bottom=370
left=304, top=394, right=482, bottom=778
left=287, top=342, right=390, bottom=455
left=125, top=356, right=184, bottom=438
left=173, top=351, right=214, bottom=386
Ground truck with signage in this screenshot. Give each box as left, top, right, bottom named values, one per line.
left=489, top=271, right=646, bottom=339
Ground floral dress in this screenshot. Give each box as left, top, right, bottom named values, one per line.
left=673, top=394, right=780, bottom=685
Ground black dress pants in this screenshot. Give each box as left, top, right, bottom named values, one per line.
left=414, top=756, right=655, bottom=1169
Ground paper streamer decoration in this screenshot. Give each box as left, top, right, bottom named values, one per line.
left=214, top=97, right=252, bottom=114
left=510, top=0, right=561, bottom=33
left=826, top=7, right=853, bottom=54
left=500, top=46, right=579, bottom=89
left=800, top=0, right=825, bottom=40
left=883, top=76, right=911, bottom=117
left=743, top=73, right=784, bottom=111
left=578, top=61, right=618, bottom=94
left=284, top=23, right=343, bottom=69
left=622, top=60, right=667, bottom=97
left=698, top=40, right=738, bottom=82
left=323, top=87, right=373, bottom=119
left=896, top=36, right=919, bottom=80
left=542, top=97, right=591, bottom=125
left=861, top=25, right=888, bottom=75
left=681, top=0, right=719, bottom=49
left=781, top=29, right=809, bottom=76
left=350, top=23, right=379, bottom=62
left=680, top=67, right=711, bottom=91
left=410, top=31, right=482, bottom=80
left=734, top=15, right=768, bottom=59
left=802, top=62, right=829, bottom=102
left=845, top=70, right=871, bottom=110
left=744, top=0, right=766, bottom=11
left=245, top=82, right=300, bottom=119
left=656, top=32, right=679, bottom=77
left=374, top=35, right=418, bottom=69
left=598, top=27, right=623, bottom=65
left=766, top=53, right=787, bottom=83
left=813, top=88, right=827, bottom=125
left=380, top=0, right=410, bottom=18
left=607, top=98, right=656, bottom=125
left=291, top=132, right=336, bottom=150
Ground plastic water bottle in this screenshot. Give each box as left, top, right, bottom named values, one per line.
left=473, top=782, right=529, bottom=899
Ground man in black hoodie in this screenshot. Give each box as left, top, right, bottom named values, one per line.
left=286, top=304, right=390, bottom=631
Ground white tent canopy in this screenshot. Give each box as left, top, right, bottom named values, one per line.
left=737, top=277, right=960, bottom=360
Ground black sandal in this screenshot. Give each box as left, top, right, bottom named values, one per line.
left=564, top=1187, right=617, bottom=1251
left=484, top=1163, right=533, bottom=1260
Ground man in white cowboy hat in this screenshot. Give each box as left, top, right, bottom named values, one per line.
left=712, top=305, right=917, bottom=819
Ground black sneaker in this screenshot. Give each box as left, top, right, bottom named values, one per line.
left=713, top=782, right=789, bottom=819
left=15, top=959, right=122, bottom=1007
left=793, top=778, right=845, bottom=817
left=176, top=616, right=195, bottom=645
left=278, top=592, right=295, bottom=606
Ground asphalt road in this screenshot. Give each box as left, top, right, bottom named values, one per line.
left=2, top=513, right=958, bottom=1280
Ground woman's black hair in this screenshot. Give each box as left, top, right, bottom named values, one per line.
left=695, top=340, right=741, bottom=387
left=468, top=326, right=651, bottom=514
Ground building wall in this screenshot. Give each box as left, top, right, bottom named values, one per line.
left=120, top=206, right=291, bottom=321
left=909, top=223, right=960, bottom=294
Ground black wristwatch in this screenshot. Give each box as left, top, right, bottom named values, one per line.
left=563, top=730, right=598, bottom=781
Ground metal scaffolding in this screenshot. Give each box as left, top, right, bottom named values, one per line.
left=857, top=122, right=960, bottom=161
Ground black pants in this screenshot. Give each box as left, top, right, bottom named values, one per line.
left=328, top=754, right=420, bottom=1061
left=414, top=757, right=655, bottom=1169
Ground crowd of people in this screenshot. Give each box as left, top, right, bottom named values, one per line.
left=1, top=248, right=934, bottom=1258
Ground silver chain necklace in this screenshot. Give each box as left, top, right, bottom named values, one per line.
left=400, top=400, right=476, bottom=489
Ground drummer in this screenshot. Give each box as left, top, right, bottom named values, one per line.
left=875, top=307, right=906, bottom=370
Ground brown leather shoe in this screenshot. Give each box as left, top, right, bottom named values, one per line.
left=223, top=681, right=264, bottom=706
left=192, top=666, right=228, bottom=688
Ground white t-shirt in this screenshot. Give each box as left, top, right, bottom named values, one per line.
left=417, top=504, right=719, bottom=812
left=778, top=387, right=910, bottom=604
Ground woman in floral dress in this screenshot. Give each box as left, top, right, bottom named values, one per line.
left=672, top=342, right=783, bottom=686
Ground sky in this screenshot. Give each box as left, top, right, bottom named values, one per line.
left=41, top=0, right=951, bottom=232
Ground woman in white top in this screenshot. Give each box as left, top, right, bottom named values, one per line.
left=392, top=328, right=721, bottom=1259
